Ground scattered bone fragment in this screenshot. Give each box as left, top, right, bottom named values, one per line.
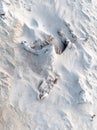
left=38, top=76, right=58, bottom=100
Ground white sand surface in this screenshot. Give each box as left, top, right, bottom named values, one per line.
left=0, top=0, right=97, bottom=130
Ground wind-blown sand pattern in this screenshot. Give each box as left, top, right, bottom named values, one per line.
left=0, top=0, right=97, bottom=130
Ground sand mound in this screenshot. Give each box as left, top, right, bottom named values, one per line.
left=0, top=0, right=97, bottom=130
